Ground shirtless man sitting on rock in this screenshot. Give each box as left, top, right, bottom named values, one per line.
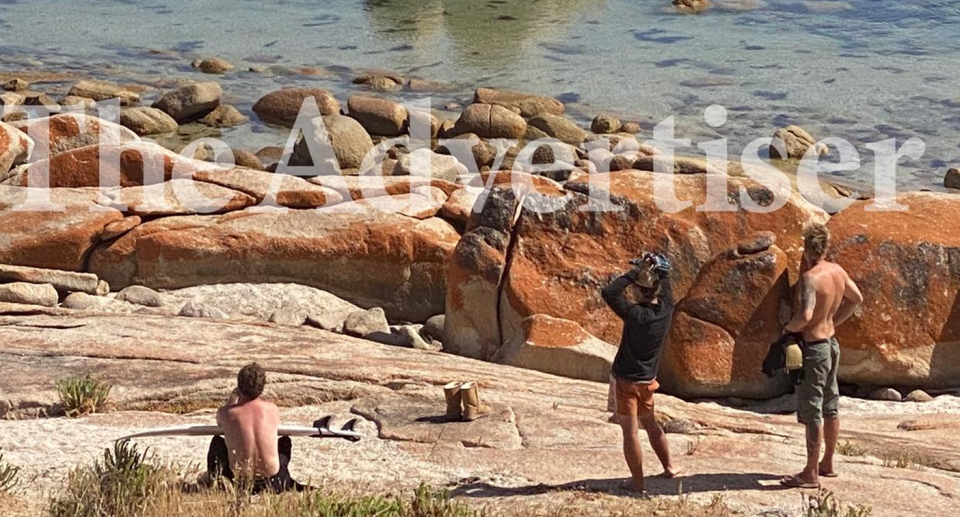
left=781, top=223, right=863, bottom=489
left=200, top=362, right=303, bottom=493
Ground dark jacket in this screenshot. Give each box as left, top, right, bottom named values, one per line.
left=601, top=269, right=674, bottom=383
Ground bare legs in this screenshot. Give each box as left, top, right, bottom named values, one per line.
left=800, top=423, right=824, bottom=485
left=820, top=417, right=840, bottom=476
left=619, top=413, right=678, bottom=492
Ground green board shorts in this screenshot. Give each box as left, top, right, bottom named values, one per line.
left=797, top=337, right=840, bottom=426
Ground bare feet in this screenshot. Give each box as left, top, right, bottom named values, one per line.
left=659, top=466, right=682, bottom=479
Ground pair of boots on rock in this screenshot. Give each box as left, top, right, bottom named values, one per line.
left=443, top=381, right=489, bottom=422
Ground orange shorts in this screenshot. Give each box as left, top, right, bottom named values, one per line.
left=614, top=378, right=659, bottom=416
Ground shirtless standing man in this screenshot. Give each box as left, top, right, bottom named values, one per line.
left=202, top=363, right=302, bottom=492
left=781, top=224, right=863, bottom=489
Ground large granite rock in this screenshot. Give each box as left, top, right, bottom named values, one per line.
left=12, top=142, right=225, bottom=188
left=96, top=178, right=257, bottom=217
left=89, top=208, right=460, bottom=321
left=497, top=314, right=617, bottom=383
left=0, top=120, right=32, bottom=173
left=659, top=233, right=792, bottom=399
left=0, top=186, right=122, bottom=271
left=119, top=107, right=178, bottom=135
left=10, top=113, right=139, bottom=161
left=446, top=170, right=826, bottom=370
left=346, top=95, right=407, bottom=136
left=828, top=192, right=960, bottom=387
left=252, top=88, right=340, bottom=127
left=473, top=88, right=564, bottom=117
left=193, top=167, right=344, bottom=209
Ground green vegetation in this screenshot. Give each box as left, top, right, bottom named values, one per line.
left=804, top=489, right=872, bottom=517
left=56, top=374, right=113, bottom=417
left=835, top=441, right=866, bottom=457
left=0, top=452, right=20, bottom=494
left=881, top=451, right=936, bottom=471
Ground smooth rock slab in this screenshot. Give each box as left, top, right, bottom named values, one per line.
left=0, top=282, right=58, bottom=307
left=0, top=264, right=107, bottom=295
left=351, top=393, right=522, bottom=450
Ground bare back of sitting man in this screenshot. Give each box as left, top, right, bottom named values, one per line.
left=780, top=224, right=863, bottom=489
left=201, top=363, right=301, bottom=493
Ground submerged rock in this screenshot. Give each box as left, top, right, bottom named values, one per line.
left=769, top=125, right=827, bottom=159
left=192, top=57, right=234, bottom=74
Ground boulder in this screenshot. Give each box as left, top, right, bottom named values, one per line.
left=347, top=95, right=407, bottom=136
left=10, top=113, right=139, bottom=161
left=439, top=186, right=483, bottom=227
left=1, top=121, right=33, bottom=173
left=2, top=78, right=29, bottom=92
left=591, top=114, right=621, bottom=134
left=88, top=208, right=460, bottom=321
left=393, top=149, right=467, bottom=183
left=192, top=57, right=233, bottom=74
left=827, top=192, right=960, bottom=387
left=165, top=283, right=359, bottom=326
left=226, top=149, right=265, bottom=170
left=67, top=80, right=140, bottom=105
left=120, top=107, right=178, bottom=136
left=904, top=390, right=934, bottom=403
left=289, top=114, right=374, bottom=171
left=198, top=105, right=248, bottom=128
left=61, top=96, right=98, bottom=111
left=451, top=104, right=526, bottom=140
left=252, top=88, right=339, bottom=127
left=527, top=114, right=589, bottom=146
left=869, top=388, right=902, bottom=402
left=446, top=170, right=826, bottom=364
left=15, top=142, right=224, bottom=188
left=659, top=234, right=792, bottom=399
left=152, top=82, right=222, bottom=123
left=497, top=314, right=618, bottom=382
left=178, top=300, right=229, bottom=319
left=97, top=178, right=256, bottom=217
left=945, top=168, right=960, bottom=190
left=343, top=307, right=390, bottom=338
left=473, top=88, right=564, bottom=117
left=353, top=72, right=403, bottom=91
left=116, top=285, right=163, bottom=307
left=0, top=185, right=123, bottom=271
left=406, top=109, right=440, bottom=139
left=421, top=314, right=445, bottom=343
left=0, top=282, right=59, bottom=307
left=770, top=125, right=826, bottom=159
left=0, top=264, right=108, bottom=296
left=193, top=167, right=343, bottom=209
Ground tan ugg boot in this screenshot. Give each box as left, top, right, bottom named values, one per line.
left=443, top=381, right=463, bottom=420
left=460, top=381, right=489, bottom=422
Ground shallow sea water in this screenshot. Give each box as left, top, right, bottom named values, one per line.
left=1, top=0, right=959, bottom=188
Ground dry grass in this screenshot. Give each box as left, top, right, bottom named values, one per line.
left=804, top=489, right=872, bottom=517
left=33, top=440, right=739, bottom=517
left=836, top=441, right=867, bottom=457
left=56, top=374, right=113, bottom=417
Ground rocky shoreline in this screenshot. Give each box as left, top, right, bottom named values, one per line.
left=1, top=62, right=959, bottom=402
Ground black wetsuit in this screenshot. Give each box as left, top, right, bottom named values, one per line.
left=206, top=436, right=304, bottom=493
left=601, top=268, right=675, bottom=383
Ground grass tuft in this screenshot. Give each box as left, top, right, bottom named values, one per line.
left=804, top=489, right=872, bottom=517
left=56, top=374, right=113, bottom=417
left=836, top=441, right=866, bottom=457
left=0, top=452, right=20, bottom=494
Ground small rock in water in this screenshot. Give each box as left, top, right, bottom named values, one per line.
left=116, top=285, right=163, bottom=307
left=869, top=387, right=903, bottom=402
left=342, top=307, right=390, bottom=338
left=178, top=300, right=229, bottom=320
left=2, top=78, right=29, bottom=92
left=0, top=282, right=59, bottom=307
left=252, top=87, right=339, bottom=127
left=674, top=0, right=714, bottom=13
left=904, top=389, right=934, bottom=403
left=152, top=82, right=222, bottom=123
left=353, top=71, right=404, bottom=91
left=944, top=168, right=960, bottom=190
left=192, top=57, right=234, bottom=74
left=67, top=79, right=140, bottom=105
left=620, top=121, right=641, bottom=134
left=770, top=125, right=827, bottom=159
left=591, top=114, right=621, bottom=134
left=120, top=106, right=179, bottom=135
left=198, top=104, right=248, bottom=127
left=60, top=96, right=97, bottom=111
left=222, top=149, right=265, bottom=170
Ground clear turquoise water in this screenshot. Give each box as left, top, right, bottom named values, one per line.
left=1, top=0, right=958, bottom=188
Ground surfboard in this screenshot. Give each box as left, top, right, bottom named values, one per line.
left=116, top=417, right=363, bottom=442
